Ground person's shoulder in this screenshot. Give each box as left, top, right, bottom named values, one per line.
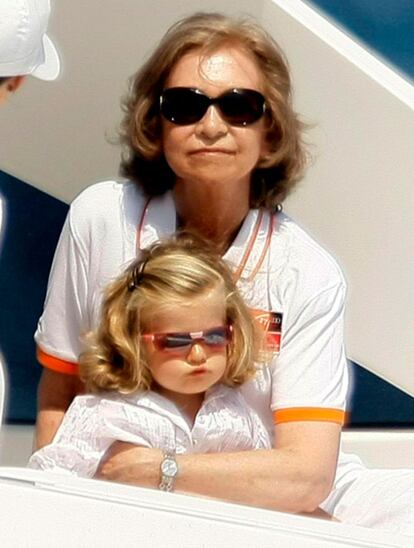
left=275, top=212, right=346, bottom=290
left=64, top=392, right=141, bottom=427
left=66, top=179, right=146, bottom=240
left=70, top=179, right=144, bottom=217
left=77, top=391, right=143, bottom=416
left=65, top=393, right=102, bottom=413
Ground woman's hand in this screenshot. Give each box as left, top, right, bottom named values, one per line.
left=95, top=421, right=340, bottom=515
left=95, top=442, right=162, bottom=487
left=96, top=441, right=339, bottom=522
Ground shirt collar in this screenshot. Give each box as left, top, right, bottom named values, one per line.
left=137, top=193, right=273, bottom=280
left=138, top=191, right=177, bottom=250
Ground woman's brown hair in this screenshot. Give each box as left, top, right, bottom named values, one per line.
left=119, top=12, right=307, bottom=208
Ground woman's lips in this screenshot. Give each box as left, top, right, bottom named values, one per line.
left=189, top=148, right=235, bottom=155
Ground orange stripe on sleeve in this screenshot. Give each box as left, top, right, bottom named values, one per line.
left=36, top=347, right=79, bottom=376
left=273, top=407, right=345, bottom=425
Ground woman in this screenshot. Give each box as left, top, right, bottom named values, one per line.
left=34, top=13, right=414, bottom=533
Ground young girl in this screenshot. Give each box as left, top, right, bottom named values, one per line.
left=29, top=233, right=271, bottom=479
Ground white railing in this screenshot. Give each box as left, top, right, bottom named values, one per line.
left=0, top=467, right=411, bottom=547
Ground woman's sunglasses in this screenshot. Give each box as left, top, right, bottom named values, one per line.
left=142, top=325, right=232, bottom=353
left=159, top=87, right=266, bottom=127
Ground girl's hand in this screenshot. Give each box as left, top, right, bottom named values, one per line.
left=95, top=442, right=162, bottom=487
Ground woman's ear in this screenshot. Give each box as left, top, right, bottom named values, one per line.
left=257, top=147, right=272, bottom=168
left=257, top=126, right=273, bottom=167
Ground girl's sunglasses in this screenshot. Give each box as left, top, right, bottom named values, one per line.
left=142, top=325, right=232, bottom=353
left=159, top=87, right=266, bottom=127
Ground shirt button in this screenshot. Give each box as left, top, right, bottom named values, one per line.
left=193, top=439, right=198, bottom=446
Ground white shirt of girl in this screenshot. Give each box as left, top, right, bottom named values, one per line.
left=28, top=383, right=271, bottom=477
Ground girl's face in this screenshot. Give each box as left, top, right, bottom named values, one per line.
left=143, top=288, right=228, bottom=406
left=161, top=46, right=268, bottom=191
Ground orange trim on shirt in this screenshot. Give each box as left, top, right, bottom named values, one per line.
left=273, top=407, right=345, bottom=425
left=36, top=347, right=79, bottom=376
left=232, top=209, right=263, bottom=282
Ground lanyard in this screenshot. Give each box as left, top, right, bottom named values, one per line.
left=136, top=198, right=275, bottom=283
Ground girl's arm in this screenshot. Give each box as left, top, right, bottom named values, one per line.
left=30, top=395, right=106, bottom=477
left=96, top=420, right=341, bottom=514
left=31, top=396, right=156, bottom=477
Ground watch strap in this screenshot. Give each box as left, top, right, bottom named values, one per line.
left=159, top=451, right=178, bottom=492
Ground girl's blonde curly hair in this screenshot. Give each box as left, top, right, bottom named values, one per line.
left=80, top=232, right=259, bottom=394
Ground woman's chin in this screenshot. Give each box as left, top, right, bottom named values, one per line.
left=175, top=171, right=251, bottom=192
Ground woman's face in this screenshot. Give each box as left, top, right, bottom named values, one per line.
left=161, top=46, right=268, bottom=190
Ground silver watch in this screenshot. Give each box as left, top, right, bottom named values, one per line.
left=159, top=451, right=178, bottom=492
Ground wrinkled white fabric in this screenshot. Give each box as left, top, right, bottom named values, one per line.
left=29, top=384, right=271, bottom=477
left=322, top=468, right=414, bottom=537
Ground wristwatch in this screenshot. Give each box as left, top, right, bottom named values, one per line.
left=159, top=451, right=178, bottom=492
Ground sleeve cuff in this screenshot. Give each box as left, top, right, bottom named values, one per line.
left=273, top=407, right=346, bottom=425
left=37, top=347, right=79, bottom=376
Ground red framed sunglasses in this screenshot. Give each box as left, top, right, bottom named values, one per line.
left=142, top=325, right=232, bottom=353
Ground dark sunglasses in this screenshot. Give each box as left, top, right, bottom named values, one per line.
left=159, top=87, right=266, bottom=126
left=142, top=325, right=232, bottom=353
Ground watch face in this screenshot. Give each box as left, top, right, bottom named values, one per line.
left=161, top=458, right=178, bottom=478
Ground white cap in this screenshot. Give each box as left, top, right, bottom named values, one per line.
left=0, top=0, right=60, bottom=81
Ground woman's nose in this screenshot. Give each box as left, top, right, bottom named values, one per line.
left=195, top=105, right=228, bottom=139
left=186, top=342, right=207, bottom=365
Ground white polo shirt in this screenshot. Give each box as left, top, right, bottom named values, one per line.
left=35, top=179, right=349, bottom=432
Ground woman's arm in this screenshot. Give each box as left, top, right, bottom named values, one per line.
left=96, top=420, right=341, bottom=514
left=35, top=368, right=84, bottom=449
left=34, top=200, right=91, bottom=449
